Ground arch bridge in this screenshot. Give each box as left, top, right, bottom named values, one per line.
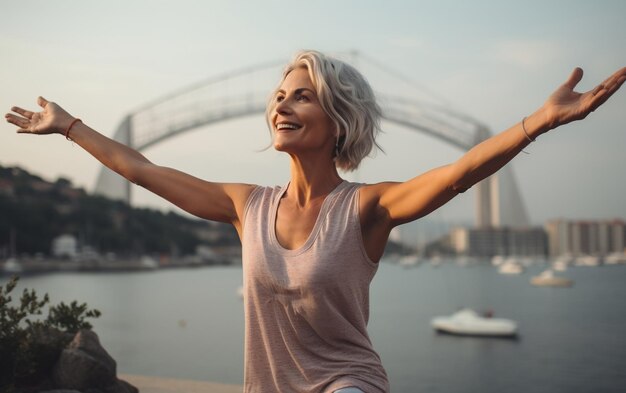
left=95, top=53, right=529, bottom=228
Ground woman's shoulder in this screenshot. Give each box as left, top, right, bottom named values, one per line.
left=354, top=181, right=399, bottom=200
left=244, top=182, right=287, bottom=207
left=354, top=181, right=400, bottom=225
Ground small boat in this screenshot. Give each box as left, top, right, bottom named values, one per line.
left=605, top=252, right=626, bottom=265
left=2, top=258, right=23, bottom=274
left=552, top=259, right=568, bottom=272
left=520, top=257, right=536, bottom=268
left=398, top=254, right=420, bottom=268
left=498, top=259, right=523, bottom=275
left=491, top=255, right=505, bottom=267
left=531, top=269, right=573, bottom=287
left=139, top=255, right=159, bottom=270
left=431, top=308, right=518, bottom=338
left=575, top=255, right=601, bottom=267
left=429, top=255, right=443, bottom=267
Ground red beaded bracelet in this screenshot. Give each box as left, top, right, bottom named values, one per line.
left=65, top=118, right=82, bottom=141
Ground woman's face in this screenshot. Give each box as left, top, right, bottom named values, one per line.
left=270, top=67, right=336, bottom=158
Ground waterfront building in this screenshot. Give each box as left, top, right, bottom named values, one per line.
left=450, top=226, right=547, bottom=258
left=544, top=219, right=626, bottom=257
left=51, top=234, right=78, bottom=258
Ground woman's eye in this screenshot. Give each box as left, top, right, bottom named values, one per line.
left=276, top=95, right=284, bottom=103
left=296, top=94, right=309, bottom=102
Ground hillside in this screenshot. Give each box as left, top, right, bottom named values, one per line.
left=0, top=165, right=238, bottom=258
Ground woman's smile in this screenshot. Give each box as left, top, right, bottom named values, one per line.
left=275, top=122, right=302, bottom=132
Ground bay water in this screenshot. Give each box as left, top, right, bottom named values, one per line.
left=5, top=262, right=626, bottom=393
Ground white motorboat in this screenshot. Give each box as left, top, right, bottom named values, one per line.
left=139, top=255, right=159, bottom=270
left=491, top=255, right=505, bottom=267
left=2, top=258, right=23, bottom=274
left=398, top=254, right=420, bottom=268
left=431, top=308, right=518, bottom=338
left=498, top=259, right=523, bottom=275
left=531, top=269, right=573, bottom=287
left=552, top=259, right=568, bottom=272
left=605, top=252, right=626, bottom=265
left=575, top=255, right=601, bottom=267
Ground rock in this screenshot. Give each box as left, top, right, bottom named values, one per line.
left=52, top=330, right=117, bottom=390
left=46, top=329, right=138, bottom=393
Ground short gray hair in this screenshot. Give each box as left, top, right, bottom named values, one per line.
left=266, top=50, right=383, bottom=171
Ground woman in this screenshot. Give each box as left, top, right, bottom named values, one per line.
left=5, top=51, right=625, bottom=393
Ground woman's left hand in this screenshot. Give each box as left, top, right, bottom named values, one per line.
left=543, top=66, right=626, bottom=129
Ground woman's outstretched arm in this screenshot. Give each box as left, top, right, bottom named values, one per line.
left=5, top=97, right=256, bottom=233
left=361, top=66, right=626, bottom=231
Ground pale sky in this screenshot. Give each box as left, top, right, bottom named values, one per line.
left=1, top=0, right=625, bottom=225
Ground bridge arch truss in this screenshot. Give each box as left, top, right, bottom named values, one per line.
left=95, top=54, right=529, bottom=228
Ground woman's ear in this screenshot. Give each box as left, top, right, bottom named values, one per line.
left=334, top=132, right=346, bottom=158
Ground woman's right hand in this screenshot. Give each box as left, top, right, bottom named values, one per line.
left=541, top=67, right=626, bottom=130
left=5, top=96, right=75, bottom=135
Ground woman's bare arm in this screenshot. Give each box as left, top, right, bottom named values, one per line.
left=361, top=66, right=626, bottom=230
left=5, top=97, right=255, bottom=233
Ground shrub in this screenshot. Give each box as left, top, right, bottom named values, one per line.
left=0, top=276, right=101, bottom=391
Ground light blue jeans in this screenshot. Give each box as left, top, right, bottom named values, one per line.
left=333, top=388, right=365, bottom=393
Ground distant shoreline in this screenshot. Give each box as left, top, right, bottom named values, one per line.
left=0, top=255, right=241, bottom=276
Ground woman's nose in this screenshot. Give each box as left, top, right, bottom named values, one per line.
left=275, top=97, right=292, bottom=114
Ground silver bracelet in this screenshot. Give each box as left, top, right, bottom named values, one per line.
left=521, top=117, right=535, bottom=142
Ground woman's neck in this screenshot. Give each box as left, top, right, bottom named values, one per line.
left=287, top=155, right=343, bottom=206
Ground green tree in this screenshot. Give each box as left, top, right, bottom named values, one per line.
left=0, top=276, right=101, bottom=391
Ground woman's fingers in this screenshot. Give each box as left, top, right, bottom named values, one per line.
left=563, top=67, right=584, bottom=90
left=5, top=113, right=31, bottom=129
left=608, top=74, right=626, bottom=94
left=600, top=67, right=626, bottom=88
left=591, top=84, right=605, bottom=97
left=38, top=96, right=49, bottom=108
left=591, top=67, right=626, bottom=98
left=10, top=106, right=34, bottom=119
left=585, top=71, right=626, bottom=113
left=5, top=97, right=62, bottom=135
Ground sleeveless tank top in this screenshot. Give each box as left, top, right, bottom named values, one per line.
left=241, top=180, right=389, bottom=393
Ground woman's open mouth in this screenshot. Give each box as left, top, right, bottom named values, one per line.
left=275, top=122, right=302, bottom=131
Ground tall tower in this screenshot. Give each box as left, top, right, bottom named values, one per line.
left=474, top=126, right=496, bottom=228
left=94, top=116, right=132, bottom=203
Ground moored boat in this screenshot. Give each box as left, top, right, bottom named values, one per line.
left=605, top=252, right=626, bottom=265
left=431, top=308, right=518, bottom=338
left=498, top=258, right=523, bottom=275
left=575, top=255, right=601, bottom=267
left=531, top=269, right=573, bottom=287
left=552, top=259, right=568, bottom=272
left=2, top=258, right=23, bottom=274
left=398, top=254, right=420, bottom=268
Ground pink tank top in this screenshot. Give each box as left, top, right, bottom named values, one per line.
left=241, top=181, right=389, bottom=393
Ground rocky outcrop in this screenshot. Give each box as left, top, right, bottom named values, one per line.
left=38, top=330, right=137, bottom=393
